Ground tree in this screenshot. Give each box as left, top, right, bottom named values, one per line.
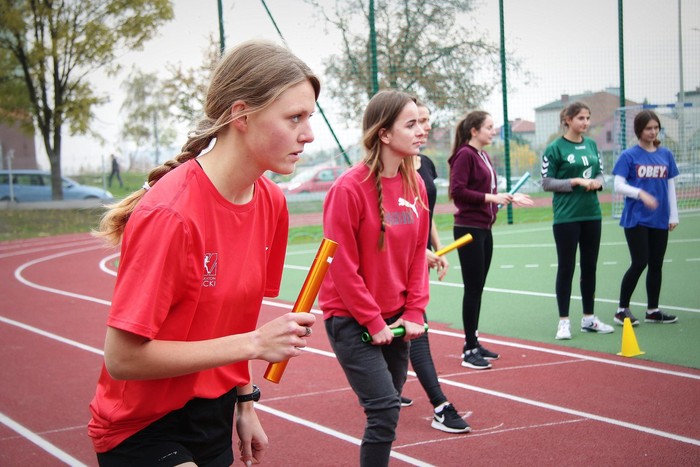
left=0, top=0, right=173, bottom=199
left=305, top=0, right=525, bottom=124
left=119, top=68, right=178, bottom=171
left=119, top=35, right=218, bottom=172
left=161, top=34, right=220, bottom=127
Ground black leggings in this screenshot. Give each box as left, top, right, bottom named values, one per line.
left=408, top=314, right=447, bottom=407
left=618, top=225, right=669, bottom=309
left=552, top=220, right=601, bottom=318
left=454, top=226, right=493, bottom=350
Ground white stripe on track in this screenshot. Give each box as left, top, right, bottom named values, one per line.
left=14, top=245, right=113, bottom=306
left=0, top=316, right=104, bottom=356
left=6, top=242, right=700, bottom=463
left=0, top=238, right=102, bottom=259
left=255, top=404, right=435, bottom=467
left=0, top=412, right=88, bottom=467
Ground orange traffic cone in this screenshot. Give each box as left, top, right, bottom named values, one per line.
left=617, top=317, right=645, bottom=357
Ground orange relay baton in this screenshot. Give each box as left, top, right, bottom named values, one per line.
left=434, top=233, right=473, bottom=257
left=264, top=238, right=338, bottom=383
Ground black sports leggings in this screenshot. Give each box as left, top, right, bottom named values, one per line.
left=408, top=313, right=447, bottom=407
left=618, top=225, right=668, bottom=310
left=454, top=226, right=493, bottom=350
left=552, top=220, right=601, bottom=318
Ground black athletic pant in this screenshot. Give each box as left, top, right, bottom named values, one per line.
left=408, top=313, right=447, bottom=407
left=454, top=226, right=493, bottom=350
left=552, top=220, right=601, bottom=318
left=618, top=225, right=669, bottom=310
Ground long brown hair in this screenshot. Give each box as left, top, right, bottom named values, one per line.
left=448, top=110, right=490, bottom=199
left=94, top=40, right=320, bottom=245
left=361, top=90, right=423, bottom=250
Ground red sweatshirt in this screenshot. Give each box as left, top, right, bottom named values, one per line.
left=319, top=163, right=430, bottom=336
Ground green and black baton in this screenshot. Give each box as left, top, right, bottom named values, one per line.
left=361, top=323, right=429, bottom=343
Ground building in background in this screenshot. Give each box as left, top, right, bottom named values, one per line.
left=534, top=88, right=640, bottom=153
left=0, top=121, right=37, bottom=170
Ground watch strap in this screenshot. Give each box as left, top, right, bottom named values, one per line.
left=236, top=385, right=260, bottom=403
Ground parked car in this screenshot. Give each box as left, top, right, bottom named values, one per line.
left=0, top=169, right=114, bottom=202
left=277, top=164, right=345, bottom=195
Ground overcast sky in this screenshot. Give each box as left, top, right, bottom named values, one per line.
left=47, top=0, right=700, bottom=173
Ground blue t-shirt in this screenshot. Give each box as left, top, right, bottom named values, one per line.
left=613, top=145, right=679, bottom=229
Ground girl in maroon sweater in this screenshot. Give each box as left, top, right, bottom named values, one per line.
left=448, top=111, right=532, bottom=369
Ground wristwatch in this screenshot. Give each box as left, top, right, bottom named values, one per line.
left=236, top=385, right=261, bottom=403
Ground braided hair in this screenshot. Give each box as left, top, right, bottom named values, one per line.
left=361, top=90, right=424, bottom=250
left=94, top=40, right=320, bottom=245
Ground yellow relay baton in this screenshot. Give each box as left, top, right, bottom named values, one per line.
left=434, top=233, right=473, bottom=256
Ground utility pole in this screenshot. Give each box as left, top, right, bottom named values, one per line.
left=218, top=0, right=225, bottom=56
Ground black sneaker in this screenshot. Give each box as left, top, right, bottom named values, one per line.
left=400, top=396, right=413, bottom=407
left=614, top=309, right=639, bottom=326
left=431, top=403, right=471, bottom=433
left=461, top=348, right=491, bottom=369
left=462, top=342, right=500, bottom=360
left=477, top=344, right=499, bottom=360
left=645, top=310, right=678, bottom=324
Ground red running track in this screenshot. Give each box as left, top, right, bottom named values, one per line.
left=1, top=233, right=699, bottom=466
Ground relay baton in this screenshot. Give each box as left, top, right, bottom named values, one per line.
left=361, top=323, right=430, bottom=343
left=434, top=233, right=473, bottom=257
left=498, top=171, right=531, bottom=208
left=264, top=238, right=338, bottom=384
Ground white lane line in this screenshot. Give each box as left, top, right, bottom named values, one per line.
left=0, top=412, right=88, bottom=467
left=396, top=418, right=587, bottom=449
left=6, top=243, right=700, bottom=461
left=0, top=316, right=104, bottom=356
left=0, top=239, right=102, bottom=259
left=13, top=245, right=113, bottom=306
left=434, top=378, right=700, bottom=447
left=256, top=404, right=435, bottom=467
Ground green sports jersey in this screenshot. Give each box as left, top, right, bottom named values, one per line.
left=542, top=136, right=603, bottom=224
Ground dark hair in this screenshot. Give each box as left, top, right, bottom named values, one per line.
left=634, top=110, right=662, bottom=147
left=448, top=110, right=491, bottom=200
left=451, top=110, right=490, bottom=156
left=361, top=90, right=422, bottom=250
left=559, top=101, right=591, bottom=131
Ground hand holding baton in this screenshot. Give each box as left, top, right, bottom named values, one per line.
left=434, top=233, right=473, bottom=257
left=361, top=323, right=430, bottom=343
left=498, top=171, right=531, bottom=208
left=264, top=238, right=338, bottom=383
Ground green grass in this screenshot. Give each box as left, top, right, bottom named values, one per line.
left=280, top=213, right=700, bottom=369
left=0, top=177, right=613, bottom=244
left=0, top=207, right=104, bottom=241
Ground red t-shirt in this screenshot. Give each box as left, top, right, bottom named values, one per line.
left=319, top=164, right=430, bottom=336
left=88, top=160, right=288, bottom=452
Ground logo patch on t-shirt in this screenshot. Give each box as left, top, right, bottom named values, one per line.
left=203, top=252, right=218, bottom=287
left=636, top=165, right=668, bottom=179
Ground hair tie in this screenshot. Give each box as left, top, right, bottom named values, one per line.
left=380, top=224, right=386, bottom=232
left=142, top=181, right=151, bottom=191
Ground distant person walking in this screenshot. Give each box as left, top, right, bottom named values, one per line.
left=612, top=109, right=679, bottom=326
left=541, top=101, right=614, bottom=340
left=108, top=154, right=123, bottom=188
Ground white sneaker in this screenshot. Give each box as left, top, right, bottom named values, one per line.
left=555, top=319, right=571, bottom=340
left=581, top=316, right=614, bottom=334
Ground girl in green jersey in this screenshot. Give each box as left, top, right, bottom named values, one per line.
left=541, top=101, right=614, bottom=340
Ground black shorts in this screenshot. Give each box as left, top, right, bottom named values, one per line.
left=97, top=386, right=237, bottom=467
